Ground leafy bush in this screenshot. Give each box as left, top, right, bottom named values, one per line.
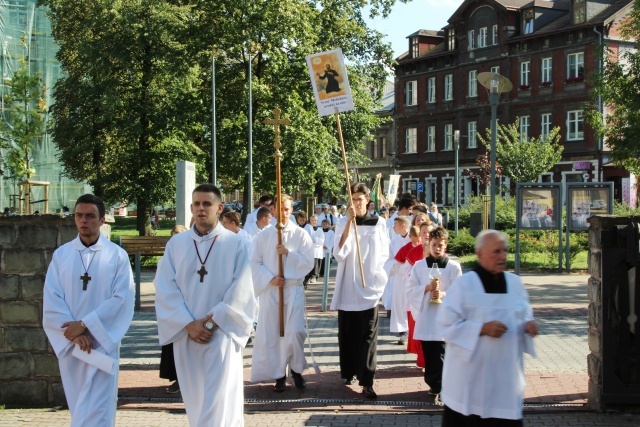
left=447, top=229, right=476, bottom=256
left=456, top=195, right=516, bottom=231
left=613, top=201, right=640, bottom=217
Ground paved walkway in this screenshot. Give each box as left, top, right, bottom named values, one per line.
left=4, top=267, right=640, bottom=425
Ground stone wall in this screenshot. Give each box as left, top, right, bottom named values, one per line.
left=0, top=215, right=78, bottom=406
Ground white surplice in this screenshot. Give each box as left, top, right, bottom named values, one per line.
left=406, top=259, right=461, bottom=341
left=312, top=227, right=325, bottom=259
left=322, top=229, right=334, bottom=255
left=381, top=233, right=409, bottom=310
left=155, top=224, right=256, bottom=427
left=331, top=216, right=389, bottom=311
left=437, top=271, right=537, bottom=420
left=43, top=235, right=134, bottom=427
left=249, top=221, right=314, bottom=381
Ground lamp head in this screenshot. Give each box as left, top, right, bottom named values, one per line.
left=477, top=72, right=513, bottom=94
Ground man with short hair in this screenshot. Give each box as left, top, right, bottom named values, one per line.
left=245, top=194, right=273, bottom=226
left=222, top=210, right=252, bottom=249
left=250, top=195, right=314, bottom=392
left=438, top=230, right=538, bottom=426
left=321, top=203, right=338, bottom=230
left=387, top=197, right=414, bottom=238
left=332, top=183, right=390, bottom=399
left=155, top=183, right=256, bottom=426
left=244, top=206, right=272, bottom=239
left=43, top=194, right=134, bottom=426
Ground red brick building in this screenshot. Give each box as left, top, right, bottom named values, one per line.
left=393, top=0, right=634, bottom=207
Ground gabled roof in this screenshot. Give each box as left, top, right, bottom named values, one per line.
left=396, top=43, right=447, bottom=64
left=406, top=29, right=445, bottom=38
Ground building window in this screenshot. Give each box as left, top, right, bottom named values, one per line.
left=490, top=65, right=500, bottom=75
left=448, top=29, right=456, bottom=50
left=468, top=30, right=475, bottom=50
left=380, top=137, right=386, bottom=159
left=492, top=24, right=498, bottom=45
left=520, top=116, right=530, bottom=141
left=567, top=110, right=584, bottom=140
left=541, top=57, right=552, bottom=85
left=468, top=70, right=478, bottom=97
left=405, top=80, right=417, bottom=106
left=468, top=121, right=477, bottom=148
left=405, top=127, right=417, bottom=153
left=541, top=114, right=551, bottom=139
left=444, top=124, right=453, bottom=150
left=372, top=139, right=378, bottom=159
left=478, top=27, right=487, bottom=48
left=411, top=37, right=419, bottom=58
left=426, top=126, right=436, bottom=152
left=573, top=0, right=586, bottom=24
left=520, top=61, right=530, bottom=88
left=444, top=74, right=453, bottom=101
left=443, top=177, right=454, bottom=206
left=523, top=9, right=534, bottom=34
left=427, top=77, right=436, bottom=103
left=567, top=52, right=584, bottom=80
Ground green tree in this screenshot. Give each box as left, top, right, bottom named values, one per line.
left=586, top=4, right=640, bottom=176
left=478, top=118, right=563, bottom=184
left=1, top=59, right=47, bottom=181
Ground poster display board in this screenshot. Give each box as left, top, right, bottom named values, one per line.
left=306, top=48, right=354, bottom=117
left=566, top=182, right=614, bottom=231
left=517, top=185, right=561, bottom=230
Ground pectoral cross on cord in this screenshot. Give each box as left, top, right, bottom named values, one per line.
left=79, top=251, right=96, bottom=291
left=194, top=235, right=218, bottom=283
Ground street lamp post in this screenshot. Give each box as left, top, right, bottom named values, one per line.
left=477, top=72, right=512, bottom=229
left=454, top=130, right=460, bottom=236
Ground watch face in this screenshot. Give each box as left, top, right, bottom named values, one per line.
left=204, top=320, right=215, bottom=331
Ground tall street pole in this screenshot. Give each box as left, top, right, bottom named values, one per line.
left=212, top=56, right=217, bottom=186
left=248, top=50, right=253, bottom=211
left=454, top=130, right=460, bottom=236
left=489, top=91, right=499, bottom=230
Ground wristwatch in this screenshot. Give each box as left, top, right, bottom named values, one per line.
left=204, top=320, right=216, bottom=331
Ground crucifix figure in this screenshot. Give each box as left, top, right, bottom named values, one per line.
left=197, top=265, right=208, bottom=283
left=264, top=107, right=291, bottom=338
left=80, top=272, right=91, bottom=291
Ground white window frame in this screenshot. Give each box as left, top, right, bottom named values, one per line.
left=566, top=110, right=584, bottom=140
left=520, top=116, right=530, bottom=142
left=411, top=37, right=419, bottom=58
left=405, top=127, right=418, bottom=153
left=567, top=52, right=584, bottom=79
left=541, top=113, right=551, bottom=139
left=478, top=27, right=487, bottom=48
left=492, top=24, right=498, bottom=45
left=444, top=74, right=453, bottom=101
left=427, top=77, right=436, bottom=103
left=426, top=126, right=436, bottom=152
left=448, top=29, right=456, bottom=50
left=468, top=121, right=477, bottom=148
left=405, top=80, right=417, bottom=106
left=444, top=124, right=453, bottom=150
left=443, top=176, right=454, bottom=206
left=468, top=30, right=475, bottom=50
left=520, top=61, right=530, bottom=87
left=468, top=70, right=478, bottom=97
left=541, top=57, right=552, bottom=84
left=490, top=65, right=500, bottom=75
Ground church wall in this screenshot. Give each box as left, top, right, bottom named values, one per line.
left=0, top=215, right=75, bottom=407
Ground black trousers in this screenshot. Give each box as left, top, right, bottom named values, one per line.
left=159, top=343, right=177, bottom=382
left=421, top=340, right=445, bottom=393
left=313, top=258, right=322, bottom=277
left=442, top=405, right=523, bottom=427
left=337, top=307, right=378, bottom=387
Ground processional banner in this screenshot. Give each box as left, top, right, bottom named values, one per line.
left=306, top=48, right=354, bottom=117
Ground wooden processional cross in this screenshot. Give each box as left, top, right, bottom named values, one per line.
left=264, top=108, right=290, bottom=338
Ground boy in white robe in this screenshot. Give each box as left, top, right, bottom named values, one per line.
left=406, top=227, right=462, bottom=397
left=244, top=206, right=272, bottom=240
left=332, top=182, right=389, bottom=399
left=43, top=194, right=135, bottom=427
left=250, top=194, right=314, bottom=391
left=438, top=230, right=538, bottom=426
left=319, top=219, right=334, bottom=276
left=381, top=216, right=410, bottom=317
left=155, top=184, right=256, bottom=427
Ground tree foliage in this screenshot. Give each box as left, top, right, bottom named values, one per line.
left=41, top=0, right=403, bottom=233
left=1, top=59, right=47, bottom=181
left=586, top=3, right=640, bottom=176
left=478, top=118, right=563, bottom=184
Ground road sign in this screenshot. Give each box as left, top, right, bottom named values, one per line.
left=417, top=182, right=424, bottom=192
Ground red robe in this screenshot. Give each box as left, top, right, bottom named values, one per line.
left=406, top=244, right=426, bottom=368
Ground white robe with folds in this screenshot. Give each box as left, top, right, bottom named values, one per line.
left=406, top=259, right=461, bottom=341
left=43, top=235, right=134, bottom=427
left=322, top=229, right=335, bottom=255
left=438, top=271, right=536, bottom=420
left=250, top=221, right=314, bottom=381
left=312, top=227, right=325, bottom=259
left=155, top=224, right=256, bottom=427
left=381, top=233, right=409, bottom=310
left=331, top=216, right=389, bottom=311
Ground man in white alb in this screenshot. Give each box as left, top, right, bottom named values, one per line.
left=43, top=194, right=134, bottom=427
left=155, top=183, right=256, bottom=426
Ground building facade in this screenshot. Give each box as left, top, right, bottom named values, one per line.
left=393, top=0, right=634, bottom=207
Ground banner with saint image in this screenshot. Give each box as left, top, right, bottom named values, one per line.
left=306, top=48, right=354, bottom=117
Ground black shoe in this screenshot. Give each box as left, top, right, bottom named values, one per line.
left=362, top=386, right=378, bottom=399
left=427, top=389, right=440, bottom=396
left=344, top=375, right=357, bottom=385
left=386, top=310, right=391, bottom=318
left=291, top=371, right=306, bottom=390
left=274, top=376, right=286, bottom=392
left=166, top=380, right=180, bottom=394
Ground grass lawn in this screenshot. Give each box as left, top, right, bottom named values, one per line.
left=110, top=217, right=176, bottom=268
left=457, top=250, right=588, bottom=272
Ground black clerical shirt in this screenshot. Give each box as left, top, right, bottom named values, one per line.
left=474, top=264, right=507, bottom=294
left=355, top=214, right=378, bottom=226
left=425, top=255, right=449, bottom=269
